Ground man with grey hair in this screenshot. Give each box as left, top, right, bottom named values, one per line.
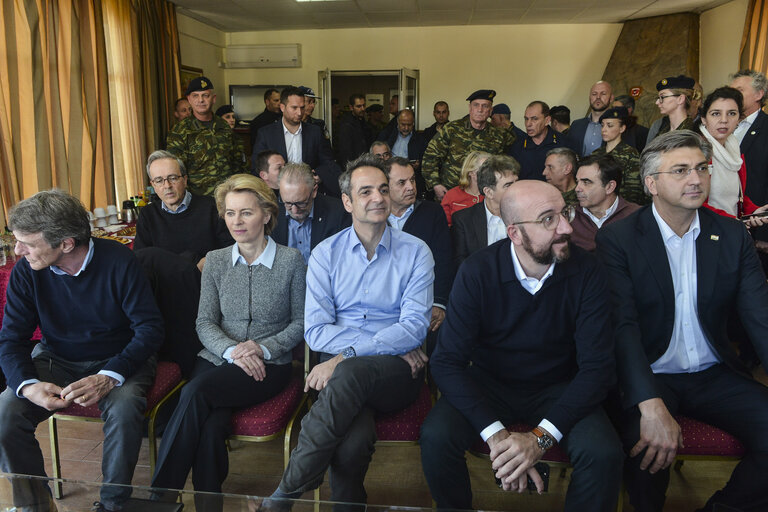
left=272, top=162, right=350, bottom=264
left=369, top=140, right=392, bottom=161
left=134, top=150, right=232, bottom=375
left=262, top=154, right=434, bottom=510
left=596, top=130, right=768, bottom=512
left=0, top=189, right=163, bottom=512
left=452, top=155, right=520, bottom=268
left=731, top=69, right=768, bottom=250
left=543, top=147, right=578, bottom=206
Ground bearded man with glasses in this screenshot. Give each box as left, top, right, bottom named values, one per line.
left=422, top=179, right=623, bottom=512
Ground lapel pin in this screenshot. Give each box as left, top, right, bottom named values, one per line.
left=751, top=131, right=756, bottom=135
left=710, top=235, right=719, bottom=241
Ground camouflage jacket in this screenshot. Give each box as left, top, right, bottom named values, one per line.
left=166, top=115, right=247, bottom=196
left=422, top=116, right=516, bottom=190
left=562, top=186, right=578, bottom=206
left=658, top=116, right=694, bottom=136
left=593, top=142, right=649, bottom=205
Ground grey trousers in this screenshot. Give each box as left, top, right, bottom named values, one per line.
left=278, top=355, right=422, bottom=505
left=0, top=345, right=156, bottom=509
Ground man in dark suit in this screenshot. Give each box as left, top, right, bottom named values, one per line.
left=385, top=157, right=453, bottom=352
left=422, top=179, right=623, bottom=511
left=273, top=163, right=350, bottom=264
left=569, top=80, right=613, bottom=157
left=337, top=94, right=375, bottom=167
left=381, top=110, right=428, bottom=198
left=252, top=87, right=342, bottom=197
left=249, top=88, right=282, bottom=146
left=596, top=131, right=768, bottom=512
left=451, top=155, right=519, bottom=269
left=731, top=70, right=768, bottom=248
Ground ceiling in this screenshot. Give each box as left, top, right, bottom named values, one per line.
left=171, top=0, right=731, bottom=32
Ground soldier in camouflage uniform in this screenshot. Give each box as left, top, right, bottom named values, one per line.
left=167, top=77, right=247, bottom=196
left=542, top=148, right=578, bottom=206
left=422, top=90, right=516, bottom=200
left=591, top=107, right=648, bottom=205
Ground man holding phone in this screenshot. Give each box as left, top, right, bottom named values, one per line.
left=421, top=179, right=623, bottom=511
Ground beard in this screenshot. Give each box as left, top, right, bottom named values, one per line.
left=520, top=227, right=571, bottom=265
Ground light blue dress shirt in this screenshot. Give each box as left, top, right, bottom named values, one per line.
left=287, top=205, right=314, bottom=264
left=304, top=226, right=434, bottom=356
left=392, top=132, right=412, bottom=158
left=161, top=191, right=192, bottom=214
left=387, top=204, right=414, bottom=231
left=583, top=119, right=602, bottom=156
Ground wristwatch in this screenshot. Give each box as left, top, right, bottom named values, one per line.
left=341, top=346, right=356, bottom=359
left=531, top=426, right=555, bottom=451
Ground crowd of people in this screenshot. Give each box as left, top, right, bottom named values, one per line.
left=1, top=68, right=768, bottom=512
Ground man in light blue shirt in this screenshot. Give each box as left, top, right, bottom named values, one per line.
left=265, top=154, right=434, bottom=509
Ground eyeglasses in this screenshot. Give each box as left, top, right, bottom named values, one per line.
left=649, top=164, right=710, bottom=179
left=656, top=94, right=681, bottom=102
left=283, top=194, right=313, bottom=210
left=150, top=175, right=183, bottom=186
left=373, top=152, right=392, bottom=160
left=512, top=205, right=576, bottom=231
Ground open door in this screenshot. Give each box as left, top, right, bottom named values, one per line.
left=399, top=68, right=419, bottom=127
left=318, top=69, right=332, bottom=138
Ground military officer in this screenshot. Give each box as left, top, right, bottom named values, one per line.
left=166, top=77, right=247, bottom=196
left=422, top=89, right=516, bottom=201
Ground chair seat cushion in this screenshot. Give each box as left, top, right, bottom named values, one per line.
left=230, top=375, right=304, bottom=437
left=470, top=423, right=570, bottom=464
left=54, top=361, right=182, bottom=419
left=375, top=382, right=432, bottom=442
left=675, top=415, right=745, bottom=457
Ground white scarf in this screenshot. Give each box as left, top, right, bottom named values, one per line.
left=699, top=124, right=742, bottom=216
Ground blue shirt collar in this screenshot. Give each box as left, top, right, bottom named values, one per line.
left=50, top=239, right=95, bottom=276
left=349, top=225, right=392, bottom=257
left=161, top=191, right=192, bottom=214
left=230, top=236, right=277, bottom=268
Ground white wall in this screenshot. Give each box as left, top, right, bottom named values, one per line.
left=700, top=0, right=749, bottom=92
left=220, top=24, right=623, bottom=129
left=177, top=15, right=226, bottom=98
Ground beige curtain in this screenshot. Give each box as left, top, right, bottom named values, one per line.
left=0, top=0, right=114, bottom=223
left=104, top=0, right=182, bottom=205
left=740, top=0, right=768, bottom=74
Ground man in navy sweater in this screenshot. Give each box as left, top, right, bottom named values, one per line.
left=0, top=190, right=163, bottom=512
left=421, top=180, right=623, bottom=511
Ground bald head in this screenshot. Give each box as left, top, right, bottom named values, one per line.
left=397, top=109, right=415, bottom=137
left=500, top=180, right=563, bottom=226
left=589, top=80, right=613, bottom=113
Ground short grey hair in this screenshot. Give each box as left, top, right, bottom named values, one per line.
left=146, top=150, right=186, bottom=179
left=369, top=140, right=390, bottom=153
left=640, top=130, right=713, bottom=194
left=731, top=69, right=768, bottom=106
left=546, top=147, right=577, bottom=170
left=8, top=189, right=91, bottom=247
left=279, top=162, right=315, bottom=190
left=339, top=154, right=387, bottom=197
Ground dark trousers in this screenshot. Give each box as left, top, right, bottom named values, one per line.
left=618, top=364, right=768, bottom=512
left=152, top=357, right=291, bottom=504
left=0, top=346, right=155, bottom=509
left=278, top=355, right=422, bottom=505
left=420, top=367, right=623, bottom=512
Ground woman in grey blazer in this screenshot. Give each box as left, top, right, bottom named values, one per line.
left=152, top=174, right=306, bottom=507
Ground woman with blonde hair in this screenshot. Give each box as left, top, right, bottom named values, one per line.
left=647, top=75, right=696, bottom=144
left=440, top=151, right=489, bottom=226
left=152, top=174, right=306, bottom=510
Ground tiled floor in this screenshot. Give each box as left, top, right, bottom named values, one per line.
left=8, top=416, right=740, bottom=511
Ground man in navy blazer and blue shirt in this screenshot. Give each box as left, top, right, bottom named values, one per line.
left=422, top=179, right=623, bottom=511
left=252, top=87, right=342, bottom=197
left=596, top=130, right=768, bottom=512
left=272, top=163, right=350, bottom=264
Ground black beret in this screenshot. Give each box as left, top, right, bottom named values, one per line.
left=492, top=103, right=511, bottom=115
left=466, top=89, right=496, bottom=102
left=185, top=76, right=214, bottom=95
left=656, top=75, right=695, bottom=91
left=215, top=105, right=234, bottom=117
left=366, top=104, right=384, bottom=113
left=599, top=106, right=629, bottom=123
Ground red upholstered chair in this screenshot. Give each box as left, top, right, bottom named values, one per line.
left=227, top=343, right=310, bottom=468
left=673, top=415, right=745, bottom=471
left=48, top=360, right=185, bottom=498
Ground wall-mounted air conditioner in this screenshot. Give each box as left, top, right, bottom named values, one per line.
left=220, top=44, right=301, bottom=68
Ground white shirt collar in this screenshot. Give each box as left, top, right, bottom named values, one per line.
left=583, top=196, right=620, bottom=227
left=231, top=236, right=277, bottom=268
left=651, top=203, right=700, bottom=243
left=484, top=201, right=502, bottom=226
left=50, top=239, right=95, bottom=276
left=741, top=109, right=760, bottom=128
left=282, top=120, right=302, bottom=135
left=509, top=242, right=555, bottom=295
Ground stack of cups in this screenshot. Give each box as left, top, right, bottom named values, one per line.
left=93, top=208, right=107, bottom=228
left=106, top=205, right=119, bottom=225
left=87, top=211, right=96, bottom=229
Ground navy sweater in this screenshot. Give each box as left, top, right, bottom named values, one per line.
left=0, top=238, right=164, bottom=391
left=431, top=239, right=615, bottom=437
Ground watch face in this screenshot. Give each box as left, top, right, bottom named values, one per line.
left=538, top=435, right=554, bottom=450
